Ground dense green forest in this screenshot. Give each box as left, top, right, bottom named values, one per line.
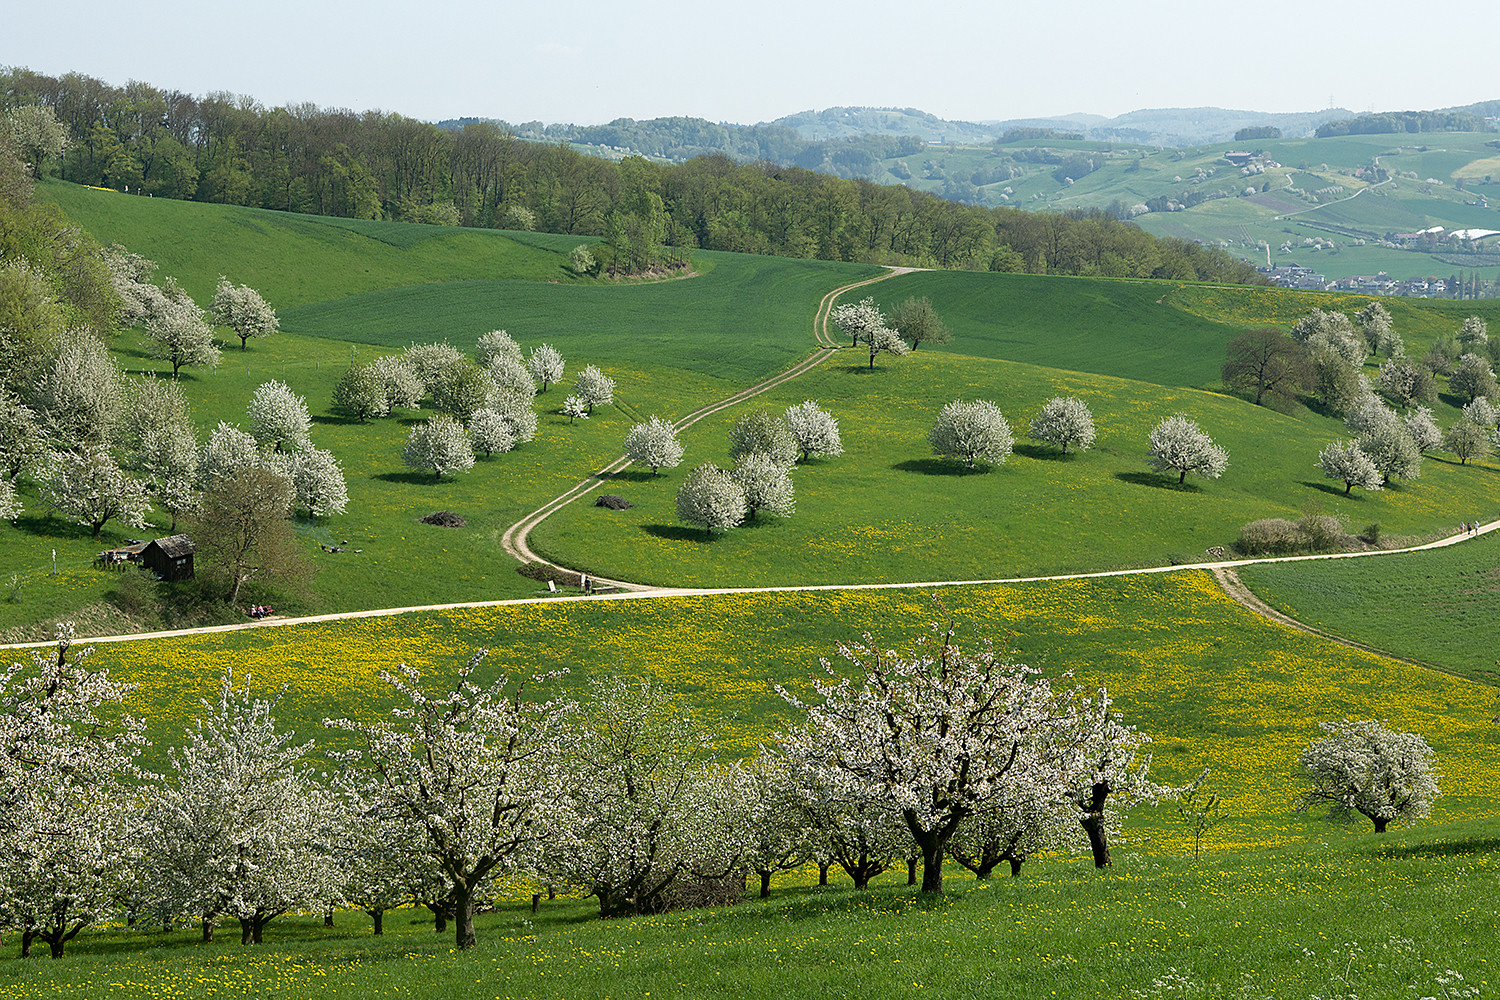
left=1315, top=109, right=1496, bottom=137
left=0, top=67, right=1262, bottom=281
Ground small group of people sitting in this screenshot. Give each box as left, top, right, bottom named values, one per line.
left=247, top=604, right=275, bottom=619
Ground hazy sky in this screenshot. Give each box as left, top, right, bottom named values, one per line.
left=5, top=1, right=1497, bottom=125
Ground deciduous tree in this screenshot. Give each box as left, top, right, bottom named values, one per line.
left=783, top=401, right=843, bottom=462
left=191, top=463, right=303, bottom=605
left=403, top=414, right=475, bottom=479
left=333, top=364, right=390, bottom=422
left=1027, top=396, right=1097, bottom=454
left=574, top=365, right=615, bottom=414
left=1298, top=719, right=1439, bottom=832
left=1443, top=419, right=1489, bottom=465
left=287, top=447, right=348, bottom=517
left=209, top=278, right=279, bottom=351
left=930, top=399, right=1013, bottom=470
left=1146, top=414, right=1228, bottom=485
left=1221, top=328, right=1310, bottom=407
left=729, top=411, right=798, bottom=467
left=888, top=296, right=951, bottom=351
left=675, top=462, right=745, bottom=537
left=246, top=380, right=312, bottom=453
left=732, top=451, right=795, bottom=520
left=623, top=416, right=684, bottom=474
left=41, top=445, right=152, bottom=537
left=468, top=408, right=517, bottom=457
left=1316, top=440, right=1383, bottom=494
left=145, top=283, right=221, bottom=377
left=528, top=344, right=565, bottom=392
left=326, top=651, right=574, bottom=950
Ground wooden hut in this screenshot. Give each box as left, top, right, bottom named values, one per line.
left=141, top=534, right=196, bottom=582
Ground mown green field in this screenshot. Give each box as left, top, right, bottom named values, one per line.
left=1240, top=531, right=1500, bottom=685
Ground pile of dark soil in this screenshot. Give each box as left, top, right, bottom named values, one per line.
left=595, top=495, right=633, bottom=510
left=419, top=511, right=466, bottom=528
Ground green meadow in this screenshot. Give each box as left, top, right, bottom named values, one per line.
left=2, top=182, right=1499, bottom=997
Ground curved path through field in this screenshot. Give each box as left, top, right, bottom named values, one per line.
left=2, top=266, right=1494, bottom=657
left=497, top=266, right=919, bottom=589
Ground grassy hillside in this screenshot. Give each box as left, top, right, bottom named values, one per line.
left=7, top=573, right=1489, bottom=997
left=1239, top=532, right=1500, bottom=684
left=871, top=132, right=1500, bottom=281
left=5, top=818, right=1495, bottom=999
left=39, top=181, right=585, bottom=306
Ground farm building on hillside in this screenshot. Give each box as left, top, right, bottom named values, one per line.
left=140, top=534, right=196, bottom=581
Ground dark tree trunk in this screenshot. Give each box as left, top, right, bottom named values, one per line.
left=1178, top=469, right=1187, bottom=485
left=239, top=919, right=252, bottom=945
left=202, top=917, right=214, bottom=943
left=531, top=893, right=541, bottom=914
left=1373, top=817, right=1390, bottom=833
left=324, top=908, right=334, bottom=927
left=818, top=862, right=830, bottom=886
left=252, top=913, right=269, bottom=944
left=1079, top=781, right=1113, bottom=868
left=46, top=934, right=64, bottom=959
left=1008, top=857, right=1024, bottom=877
left=367, top=908, right=384, bottom=936
left=453, top=882, right=477, bottom=950
left=759, top=871, right=771, bottom=898
left=906, top=857, right=918, bottom=885
left=21, top=929, right=35, bottom=958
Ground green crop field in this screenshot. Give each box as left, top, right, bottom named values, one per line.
left=4, top=181, right=1500, bottom=999
left=1239, top=531, right=1500, bottom=685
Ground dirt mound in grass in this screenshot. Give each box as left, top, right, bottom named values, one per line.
left=419, top=511, right=466, bottom=528
left=595, top=495, right=633, bottom=510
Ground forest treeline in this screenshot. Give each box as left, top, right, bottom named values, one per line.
left=0, top=67, right=1263, bottom=282
left=1315, top=109, right=1496, bottom=138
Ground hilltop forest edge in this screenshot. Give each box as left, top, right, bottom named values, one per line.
left=0, top=67, right=1261, bottom=282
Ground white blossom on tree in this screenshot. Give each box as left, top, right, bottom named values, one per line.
left=1147, top=414, right=1228, bottom=485
left=775, top=618, right=1060, bottom=893
left=1317, top=440, right=1384, bottom=494
left=102, top=245, right=165, bottom=328
left=209, top=278, right=279, bottom=351
left=247, top=380, right=312, bottom=453
left=41, top=445, right=152, bottom=538
left=1457, top=315, right=1489, bottom=349
left=491, top=390, right=539, bottom=444
left=783, top=401, right=843, bottom=462
left=288, top=447, right=348, bottom=518
left=1376, top=356, right=1435, bottom=410
left=430, top=360, right=496, bottom=422
left=486, top=354, right=537, bottom=401
left=475, top=330, right=523, bottom=368
left=623, top=416, right=684, bottom=474
left=729, top=411, right=799, bottom=468
left=574, top=365, right=615, bottom=415
left=1028, top=396, right=1097, bottom=454
left=325, top=651, right=574, bottom=950
left=0, top=477, right=17, bottom=520
left=469, top=408, right=517, bottom=457
left=141, top=670, right=334, bottom=945
left=560, top=394, right=589, bottom=424
left=31, top=328, right=125, bottom=448
left=1355, top=301, right=1401, bottom=357
left=333, top=364, right=390, bottom=422
left=403, top=414, right=475, bottom=479
left=675, top=462, right=746, bottom=536
left=1449, top=353, right=1500, bottom=404
left=0, top=392, right=45, bottom=481
left=0, top=626, right=146, bottom=958
left=1356, top=407, right=1421, bottom=483
left=1403, top=406, right=1443, bottom=454
left=145, top=283, right=221, bottom=378
left=860, top=324, right=910, bottom=370
left=1462, top=397, right=1497, bottom=429
left=546, top=677, right=738, bottom=917
left=780, top=744, right=903, bottom=890
left=930, top=399, right=1014, bottom=471
left=3, top=104, right=70, bottom=178
left=733, top=753, right=811, bottom=899
left=732, top=451, right=795, bottom=520
left=367, top=355, right=424, bottom=410
left=197, top=422, right=264, bottom=492
left=401, top=342, right=465, bottom=397
left=528, top=344, right=565, bottom=392
left=830, top=297, right=885, bottom=348
left=1298, top=719, right=1439, bottom=832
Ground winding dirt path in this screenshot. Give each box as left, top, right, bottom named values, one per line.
left=497, top=267, right=917, bottom=589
